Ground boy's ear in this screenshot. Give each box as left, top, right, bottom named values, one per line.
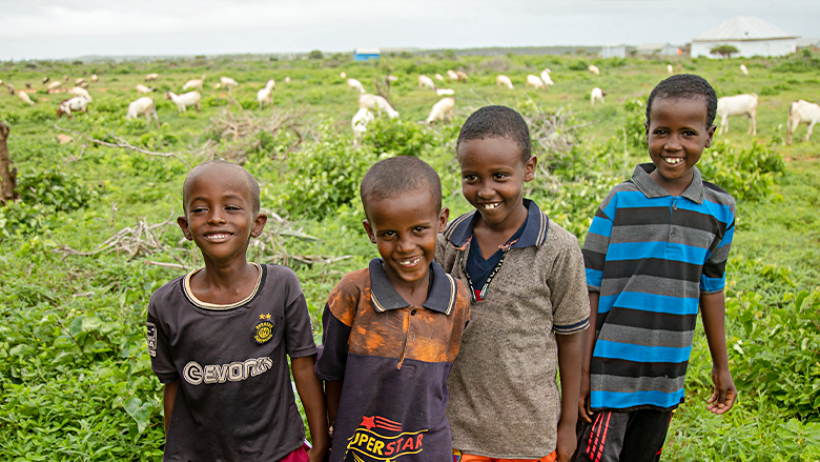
left=250, top=213, right=268, bottom=238
left=438, top=207, right=450, bottom=233
left=177, top=216, right=193, bottom=241
left=705, top=124, right=717, bottom=148
left=524, top=155, right=537, bottom=182
left=644, top=120, right=650, bottom=145
left=362, top=219, right=377, bottom=244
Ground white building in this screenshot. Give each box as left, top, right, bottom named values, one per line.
left=600, top=44, right=626, bottom=59
left=691, top=16, right=797, bottom=58
left=637, top=43, right=680, bottom=56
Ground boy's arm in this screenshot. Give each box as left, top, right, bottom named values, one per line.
left=578, top=292, right=598, bottom=423
left=292, top=355, right=330, bottom=462
left=325, top=379, right=343, bottom=431
left=700, top=290, right=737, bottom=414
left=556, top=332, right=582, bottom=462
left=163, top=379, right=179, bottom=435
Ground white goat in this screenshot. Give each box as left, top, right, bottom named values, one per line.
left=257, top=79, right=275, bottom=108
left=145, top=73, right=159, bottom=82
left=426, top=97, right=455, bottom=124
left=387, top=75, right=398, bottom=83
left=70, top=87, right=92, bottom=101
left=588, top=65, right=600, bottom=75
left=183, top=75, right=206, bottom=91
left=340, top=71, right=347, bottom=79
left=220, top=76, right=239, bottom=91
left=284, top=76, right=291, bottom=84
left=358, top=94, right=399, bottom=119
left=786, top=100, right=820, bottom=144
left=591, top=87, right=606, bottom=105
left=351, top=107, right=374, bottom=143
left=90, top=74, right=99, bottom=83
left=47, top=81, right=63, bottom=93
left=434, top=73, right=445, bottom=82
left=418, top=75, right=436, bottom=91
left=740, top=64, right=748, bottom=76
left=56, top=96, right=89, bottom=118
left=136, top=84, right=155, bottom=94
left=18, top=91, right=34, bottom=106
left=166, top=91, right=201, bottom=113
left=717, top=94, right=758, bottom=135
left=347, top=78, right=365, bottom=94
left=455, top=71, right=468, bottom=82
left=540, top=71, right=554, bottom=86
left=126, top=97, right=159, bottom=128
left=667, top=64, right=674, bottom=75
left=496, top=75, right=514, bottom=89
left=526, top=75, right=546, bottom=91
left=436, top=88, right=455, bottom=95
left=446, top=70, right=459, bottom=81
left=75, top=78, right=87, bottom=86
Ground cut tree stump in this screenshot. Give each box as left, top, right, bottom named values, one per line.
left=0, top=121, right=20, bottom=205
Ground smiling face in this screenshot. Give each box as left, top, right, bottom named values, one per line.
left=177, top=165, right=267, bottom=266
left=645, top=97, right=716, bottom=194
left=457, top=137, right=536, bottom=231
left=362, top=188, right=448, bottom=292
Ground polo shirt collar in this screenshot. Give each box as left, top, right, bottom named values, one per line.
left=443, top=199, right=549, bottom=249
left=631, top=163, right=705, bottom=204
left=368, top=258, right=458, bottom=315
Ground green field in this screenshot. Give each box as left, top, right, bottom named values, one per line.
left=1, top=51, right=819, bottom=461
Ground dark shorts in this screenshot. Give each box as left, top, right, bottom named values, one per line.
left=570, top=409, right=674, bottom=462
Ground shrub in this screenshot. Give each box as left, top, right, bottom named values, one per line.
left=623, top=97, right=647, bottom=153
left=17, top=167, right=98, bottom=213
left=698, top=141, right=785, bottom=201
left=773, top=49, right=820, bottom=73
left=361, top=117, right=434, bottom=158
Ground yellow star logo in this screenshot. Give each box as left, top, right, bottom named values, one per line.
left=265, top=313, right=271, bottom=320
left=259, top=314, right=266, bottom=320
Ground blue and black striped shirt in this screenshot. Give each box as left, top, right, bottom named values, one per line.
left=582, top=163, right=735, bottom=411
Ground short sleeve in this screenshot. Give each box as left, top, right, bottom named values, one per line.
left=583, top=194, right=616, bottom=292
left=147, top=296, right=179, bottom=384
left=282, top=274, right=318, bottom=359
left=700, top=199, right=736, bottom=294
left=435, top=233, right=454, bottom=272
left=314, top=273, right=362, bottom=381
left=549, top=228, right=591, bottom=335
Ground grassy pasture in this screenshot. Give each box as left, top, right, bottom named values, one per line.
left=1, top=51, right=819, bottom=461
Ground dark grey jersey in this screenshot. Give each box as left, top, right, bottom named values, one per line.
left=147, top=264, right=317, bottom=462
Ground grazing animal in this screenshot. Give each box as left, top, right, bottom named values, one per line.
left=70, top=87, right=92, bottom=101
left=25, top=83, right=32, bottom=89
left=56, top=96, right=89, bottom=118
left=740, top=64, right=749, bottom=75
left=220, top=76, right=239, bottom=91
left=525, top=75, right=547, bottom=91
left=591, top=87, right=606, bottom=105
left=18, top=91, right=34, bottom=106
left=47, top=81, right=63, bottom=93
left=446, top=70, right=459, bottom=81
left=6, top=84, right=15, bottom=95
left=434, top=73, right=445, bottom=82
left=496, top=75, right=514, bottom=89
left=284, top=76, right=291, bottom=84
left=455, top=71, right=468, bottom=82
left=786, top=100, right=820, bottom=144
left=340, top=71, right=347, bottom=79
left=166, top=91, right=201, bottom=113
left=347, top=78, right=365, bottom=93
left=418, top=75, right=436, bottom=91
left=540, top=70, right=554, bottom=86
left=426, top=97, right=455, bottom=124
left=42, top=76, right=50, bottom=84
left=91, top=74, right=99, bottom=83
left=75, top=78, right=87, bottom=86
left=676, top=63, right=682, bottom=73
left=387, top=75, right=398, bottom=83
left=588, top=64, right=600, bottom=75
left=351, top=107, right=374, bottom=143
left=717, top=93, right=758, bottom=135
left=136, top=84, right=154, bottom=94
left=358, top=94, right=399, bottom=119
left=667, top=64, right=673, bottom=74
left=63, top=75, right=69, bottom=82
left=257, top=79, right=275, bottom=108
left=182, top=75, right=206, bottom=91
left=145, top=73, right=159, bottom=82
left=436, top=88, right=455, bottom=95
left=126, top=96, right=159, bottom=128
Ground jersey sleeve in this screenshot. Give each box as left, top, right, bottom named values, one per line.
left=582, top=191, right=616, bottom=293
left=700, top=198, right=736, bottom=294
left=314, top=276, right=359, bottom=382
left=549, top=229, right=591, bottom=335
left=282, top=270, right=318, bottom=359
left=147, top=292, right=179, bottom=384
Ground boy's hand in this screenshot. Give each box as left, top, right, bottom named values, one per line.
left=706, top=364, right=737, bottom=414
left=307, top=440, right=330, bottom=462
left=577, top=374, right=593, bottom=423
left=555, top=420, right=577, bottom=462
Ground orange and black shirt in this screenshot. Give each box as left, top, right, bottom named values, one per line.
left=315, top=258, right=471, bottom=462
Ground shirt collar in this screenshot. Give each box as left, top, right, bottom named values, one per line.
left=443, top=199, right=550, bottom=250
left=631, top=163, right=705, bottom=204
left=368, top=258, right=457, bottom=315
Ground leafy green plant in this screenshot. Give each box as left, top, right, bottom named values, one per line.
left=698, top=141, right=785, bottom=201
left=361, top=117, right=434, bottom=157
left=17, top=166, right=98, bottom=212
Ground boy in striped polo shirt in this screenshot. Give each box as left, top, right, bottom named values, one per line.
left=573, top=75, right=738, bottom=462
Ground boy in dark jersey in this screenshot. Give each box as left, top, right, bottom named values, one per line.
left=147, top=161, right=329, bottom=462
left=315, top=156, right=471, bottom=462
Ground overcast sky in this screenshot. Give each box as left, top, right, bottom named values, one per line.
left=3, top=1, right=818, bottom=60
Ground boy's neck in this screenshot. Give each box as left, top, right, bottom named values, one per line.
left=648, top=169, right=694, bottom=197
left=189, top=257, right=260, bottom=305
left=475, top=201, right=528, bottom=237
left=383, top=264, right=430, bottom=307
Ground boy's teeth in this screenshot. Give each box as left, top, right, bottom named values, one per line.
left=207, top=233, right=231, bottom=240
left=399, top=256, right=422, bottom=266
left=664, top=157, right=683, bottom=164
left=484, top=203, right=500, bottom=209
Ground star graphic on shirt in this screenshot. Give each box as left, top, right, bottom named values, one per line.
left=360, top=416, right=375, bottom=430
left=259, top=313, right=271, bottom=320
left=265, top=313, right=271, bottom=320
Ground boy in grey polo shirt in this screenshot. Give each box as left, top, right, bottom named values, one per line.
left=437, top=106, right=590, bottom=462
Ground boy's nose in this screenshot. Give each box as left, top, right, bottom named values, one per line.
left=397, top=236, right=415, bottom=253
left=207, top=211, right=227, bottom=224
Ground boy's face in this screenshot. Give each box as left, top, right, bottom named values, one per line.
left=457, top=137, right=536, bottom=228
left=177, top=166, right=267, bottom=266
left=645, top=97, right=716, bottom=189
left=362, top=188, right=449, bottom=289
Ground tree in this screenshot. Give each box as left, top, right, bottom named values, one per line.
left=308, top=50, right=323, bottom=60
left=0, top=121, right=19, bottom=205
left=710, top=44, right=740, bottom=59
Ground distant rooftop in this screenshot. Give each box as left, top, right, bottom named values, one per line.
left=693, top=16, right=797, bottom=41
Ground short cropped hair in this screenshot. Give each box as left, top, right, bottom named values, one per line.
left=360, top=156, right=442, bottom=214
left=456, top=105, right=531, bottom=161
left=646, top=74, right=718, bottom=127
left=182, top=160, right=261, bottom=214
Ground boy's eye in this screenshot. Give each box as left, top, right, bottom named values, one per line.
left=493, top=172, right=508, bottom=180
left=382, top=231, right=396, bottom=238
left=654, top=129, right=668, bottom=135
left=463, top=174, right=477, bottom=182
left=413, top=226, right=427, bottom=233
left=191, top=207, right=207, bottom=213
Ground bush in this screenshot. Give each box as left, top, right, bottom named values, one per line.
left=773, top=49, right=820, bottom=73
left=17, top=167, right=98, bottom=212
left=698, top=141, right=785, bottom=201
left=623, top=97, right=647, bottom=153
left=361, top=117, right=434, bottom=158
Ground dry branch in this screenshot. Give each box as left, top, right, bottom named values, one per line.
left=53, top=125, right=190, bottom=167
left=0, top=121, right=20, bottom=205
